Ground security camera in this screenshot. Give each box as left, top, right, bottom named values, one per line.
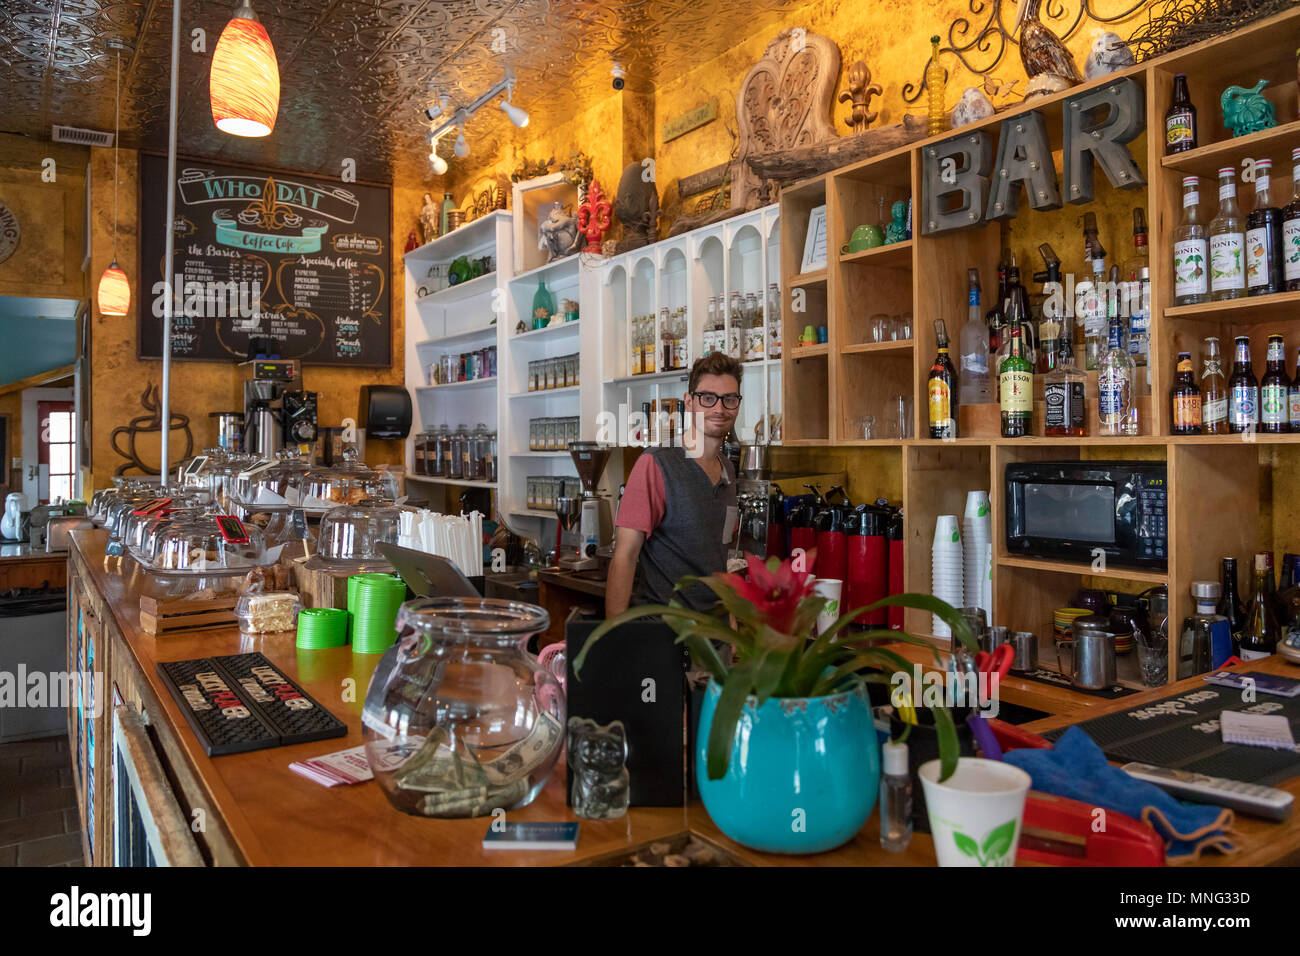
left=611, top=62, right=627, bottom=91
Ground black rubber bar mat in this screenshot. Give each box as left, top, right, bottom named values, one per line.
left=1015, top=667, right=1139, bottom=700
left=1040, top=684, right=1300, bottom=786
left=157, top=653, right=346, bottom=756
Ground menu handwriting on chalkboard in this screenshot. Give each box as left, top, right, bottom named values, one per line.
left=139, top=155, right=390, bottom=367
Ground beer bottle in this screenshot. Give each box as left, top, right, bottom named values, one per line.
left=1170, top=351, right=1202, bottom=435
left=1227, top=335, right=1259, bottom=434
left=1260, top=333, right=1290, bottom=433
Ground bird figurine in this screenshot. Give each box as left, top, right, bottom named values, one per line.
left=1014, top=0, right=1083, bottom=98
left=1084, top=30, right=1135, bottom=80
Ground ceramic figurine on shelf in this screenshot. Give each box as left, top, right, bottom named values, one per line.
left=537, top=202, right=581, bottom=262
left=950, top=87, right=996, bottom=128
left=568, top=717, right=630, bottom=819
left=1014, top=0, right=1083, bottom=98
left=1084, top=31, right=1135, bottom=80
left=418, top=193, right=439, bottom=244
left=885, top=200, right=909, bottom=244
left=404, top=230, right=419, bottom=254
left=839, top=60, right=882, bottom=132
left=576, top=179, right=612, bottom=254
left=1222, top=80, right=1277, bottom=137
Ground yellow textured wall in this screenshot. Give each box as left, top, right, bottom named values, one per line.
left=87, top=147, right=420, bottom=490
left=0, top=133, right=87, bottom=299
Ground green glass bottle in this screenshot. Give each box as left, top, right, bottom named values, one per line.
left=999, top=324, right=1033, bottom=437
left=532, top=280, right=554, bottom=329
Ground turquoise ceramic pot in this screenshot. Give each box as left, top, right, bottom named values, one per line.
left=696, top=679, right=880, bottom=854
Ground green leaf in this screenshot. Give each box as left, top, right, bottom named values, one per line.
left=866, top=593, right=978, bottom=652
left=932, top=703, right=959, bottom=781
left=751, top=644, right=791, bottom=704
left=981, top=819, right=1017, bottom=862
left=952, top=831, right=979, bottom=858
left=707, top=661, right=756, bottom=780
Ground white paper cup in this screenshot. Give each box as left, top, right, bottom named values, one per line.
left=933, top=515, right=961, bottom=547
left=964, top=491, right=991, bottom=520
left=919, top=758, right=1032, bottom=867
left=813, top=578, right=843, bottom=635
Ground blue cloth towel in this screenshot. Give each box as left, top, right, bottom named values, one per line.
left=1004, top=726, right=1237, bottom=863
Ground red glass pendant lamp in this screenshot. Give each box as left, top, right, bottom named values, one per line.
left=210, top=0, right=280, bottom=137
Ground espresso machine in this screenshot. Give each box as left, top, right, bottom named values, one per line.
left=557, top=441, right=613, bottom=572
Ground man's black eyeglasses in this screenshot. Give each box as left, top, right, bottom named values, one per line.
left=692, top=391, right=742, bottom=410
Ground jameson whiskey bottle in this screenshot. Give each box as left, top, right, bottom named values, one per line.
left=1241, top=551, right=1280, bottom=660
left=1246, top=158, right=1284, bottom=295
left=1201, top=336, right=1228, bottom=434
left=1173, top=176, right=1209, bottom=305
left=928, top=319, right=958, bottom=439
left=1164, top=73, right=1197, bottom=154
left=1285, top=147, right=1300, bottom=291
left=1170, top=351, right=1202, bottom=435
left=1260, top=333, right=1291, bottom=433
left=1227, top=335, right=1259, bottom=434
left=1044, top=315, right=1086, bottom=437
left=1209, top=167, right=1246, bottom=300
left=999, top=324, right=1033, bottom=438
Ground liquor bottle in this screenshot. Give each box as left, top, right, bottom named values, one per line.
left=1240, top=551, right=1280, bottom=660
left=1260, top=332, right=1290, bottom=433
left=926, top=35, right=946, bottom=137
left=1075, top=213, right=1107, bottom=370
left=744, top=293, right=763, bottom=361
left=1002, top=255, right=1036, bottom=368
left=1179, top=581, right=1230, bottom=678
left=958, top=268, right=991, bottom=405
left=1044, top=313, right=1086, bottom=437
left=986, top=262, right=1008, bottom=357
left=999, top=324, right=1033, bottom=438
left=727, top=291, right=743, bottom=359
left=1227, top=335, right=1259, bottom=434
left=1285, top=147, right=1300, bottom=291
left=1098, top=315, right=1138, bottom=436
left=1125, top=209, right=1151, bottom=368
left=1174, top=176, right=1209, bottom=306
left=702, top=296, right=717, bottom=357
left=1170, top=351, right=1202, bottom=435
left=1290, top=347, right=1300, bottom=432
left=1209, top=167, right=1246, bottom=300
left=1164, top=73, right=1197, bottom=155
left=1201, top=336, right=1228, bottom=434
left=767, top=283, right=782, bottom=358
left=660, top=307, right=674, bottom=370
left=1219, top=556, right=1247, bottom=653
left=1034, top=243, right=1063, bottom=374
left=929, top=319, right=958, bottom=439
left=1246, top=158, right=1285, bottom=296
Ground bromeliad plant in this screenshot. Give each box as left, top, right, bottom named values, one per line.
left=574, top=552, right=977, bottom=782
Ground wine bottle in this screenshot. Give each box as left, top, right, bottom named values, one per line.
left=1241, top=551, right=1280, bottom=660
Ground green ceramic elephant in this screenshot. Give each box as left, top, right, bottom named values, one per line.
left=1221, top=80, right=1277, bottom=137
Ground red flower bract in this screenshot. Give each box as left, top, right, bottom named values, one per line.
left=719, top=553, right=817, bottom=635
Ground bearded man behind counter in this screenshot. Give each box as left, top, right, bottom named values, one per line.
left=605, top=352, right=741, bottom=617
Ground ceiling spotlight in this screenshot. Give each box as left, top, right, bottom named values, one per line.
left=429, top=150, right=448, bottom=176
left=500, top=98, right=529, bottom=128
left=454, top=128, right=469, bottom=158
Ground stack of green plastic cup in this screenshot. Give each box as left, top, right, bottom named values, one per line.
left=349, top=573, right=407, bottom=654
left=296, top=607, right=348, bottom=650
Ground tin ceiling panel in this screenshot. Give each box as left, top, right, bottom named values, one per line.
left=0, top=0, right=803, bottom=185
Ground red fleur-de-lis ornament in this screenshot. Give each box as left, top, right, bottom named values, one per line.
left=577, top=179, right=612, bottom=253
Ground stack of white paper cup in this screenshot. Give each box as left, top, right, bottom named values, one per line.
left=963, top=491, right=992, bottom=618
left=932, top=515, right=964, bottom=638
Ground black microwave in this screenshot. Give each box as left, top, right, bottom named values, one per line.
left=1004, top=461, right=1167, bottom=570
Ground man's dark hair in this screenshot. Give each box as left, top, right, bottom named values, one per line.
left=687, top=351, right=743, bottom=394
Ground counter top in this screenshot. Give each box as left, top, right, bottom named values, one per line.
left=536, top=567, right=607, bottom=598
left=68, top=528, right=1300, bottom=866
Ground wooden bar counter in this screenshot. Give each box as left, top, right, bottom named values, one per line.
left=65, top=528, right=1300, bottom=866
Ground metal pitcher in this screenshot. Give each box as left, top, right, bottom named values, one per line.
left=1061, top=615, right=1116, bottom=690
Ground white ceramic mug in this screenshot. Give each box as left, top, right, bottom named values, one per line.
left=919, top=757, right=1032, bottom=867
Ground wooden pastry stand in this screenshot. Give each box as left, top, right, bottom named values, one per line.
left=64, top=529, right=1300, bottom=866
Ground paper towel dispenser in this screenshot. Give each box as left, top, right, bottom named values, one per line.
left=358, top=385, right=413, bottom=440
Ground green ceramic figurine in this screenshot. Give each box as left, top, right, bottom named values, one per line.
left=884, top=200, right=909, bottom=244
left=1221, top=80, right=1276, bottom=137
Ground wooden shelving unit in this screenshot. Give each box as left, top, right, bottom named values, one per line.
left=777, top=5, right=1300, bottom=686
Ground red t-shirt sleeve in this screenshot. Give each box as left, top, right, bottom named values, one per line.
left=615, top=453, right=666, bottom=537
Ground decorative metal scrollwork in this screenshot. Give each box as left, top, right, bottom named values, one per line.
left=902, top=0, right=1148, bottom=103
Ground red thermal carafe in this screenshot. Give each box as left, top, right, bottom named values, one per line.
left=886, top=505, right=904, bottom=630
left=765, top=490, right=787, bottom=559
left=788, top=490, right=819, bottom=563
left=845, top=506, right=889, bottom=627
left=813, top=488, right=851, bottom=582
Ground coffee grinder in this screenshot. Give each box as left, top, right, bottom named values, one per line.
left=558, top=441, right=612, bottom=572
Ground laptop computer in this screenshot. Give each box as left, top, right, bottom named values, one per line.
left=376, top=542, right=482, bottom=598
left=565, top=616, right=689, bottom=807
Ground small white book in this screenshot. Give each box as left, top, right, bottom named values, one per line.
left=1220, top=710, right=1298, bottom=751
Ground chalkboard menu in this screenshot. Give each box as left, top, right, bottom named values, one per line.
left=138, top=154, right=391, bottom=367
